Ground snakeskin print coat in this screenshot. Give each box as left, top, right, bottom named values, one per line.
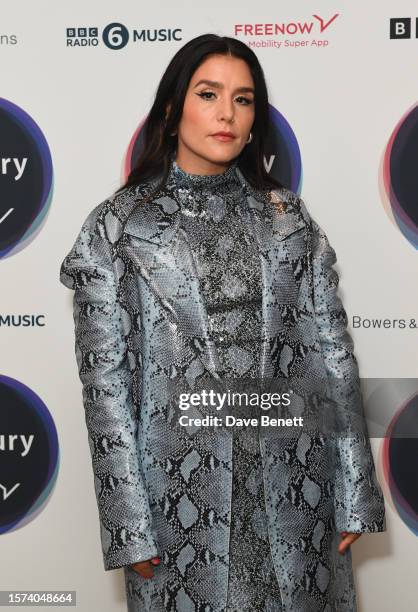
left=59, top=166, right=386, bottom=612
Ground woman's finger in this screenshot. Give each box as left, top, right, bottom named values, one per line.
left=338, top=532, right=362, bottom=554
left=130, top=560, right=155, bottom=578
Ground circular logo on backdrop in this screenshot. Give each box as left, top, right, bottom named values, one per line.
left=0, top=375, right=59, bottom=534
left=0, top=98, right=53, bottom=259
left=382, top=393, right=418, bottom=535
left=124, top=104, right=302, bottom=193
left=102, top=23, right=130, bottom=50
left=382, top=102, right=418, bottom=249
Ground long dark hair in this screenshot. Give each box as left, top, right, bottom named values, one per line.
left=114, top=33, right=285, bottom=197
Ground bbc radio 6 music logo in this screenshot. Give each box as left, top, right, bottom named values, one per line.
left=0, top=98, right=53, bottom=259
left=66, top=22, right=182, bottom=49
left=0, top=375, right=59, bottom=534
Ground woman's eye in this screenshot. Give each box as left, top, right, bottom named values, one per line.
left=236, top=96, right=253, bottom=105
left=197, top=91, right=216, bottom=100
left=196, top=92, right=254, bottom=105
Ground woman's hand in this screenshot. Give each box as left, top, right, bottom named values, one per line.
left=338, top=531, right=362, bottom=554
left=130, top=556, right=161, bottom=578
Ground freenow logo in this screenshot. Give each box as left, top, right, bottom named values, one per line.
left=125, top=104, right=302, bottom=193
left=390, top=17, right=418, bottom=39
left=0, top=99, right=53, bottom=259
left=234, top=13, right=339, bottom=36
left=0, top=375, right=59, bottom=534
left=66, top=22, right=182, bottom=50
left=381, top=102, right=418, bottom=249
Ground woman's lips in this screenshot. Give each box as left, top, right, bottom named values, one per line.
left=211, top=134, right=236, bottom=142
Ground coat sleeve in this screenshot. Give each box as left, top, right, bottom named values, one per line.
left=300, top=199, right=386, bottom=533
left=59, top=203, right=160, bottom=570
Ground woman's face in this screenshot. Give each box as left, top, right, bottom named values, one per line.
left=174, top=53, right=255, bottom=173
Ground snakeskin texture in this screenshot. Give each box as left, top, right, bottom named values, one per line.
left=170, top=160, right=283, bottom=611
left=59, top=153, right=386, bottom=612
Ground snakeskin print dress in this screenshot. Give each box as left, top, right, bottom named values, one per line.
left=168, top=157, right=283, bottom=612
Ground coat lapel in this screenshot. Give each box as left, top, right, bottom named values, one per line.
left=122, top=193, right=224, bottom=384
left=236, top=168, right=307, bottom=386
left=122, top=171, right=306, bottom=388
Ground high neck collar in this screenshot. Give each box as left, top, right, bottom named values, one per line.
left=168, top=153, right=241, bottom=191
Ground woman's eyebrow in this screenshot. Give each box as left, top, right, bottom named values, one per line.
left=193, top=79, right=255, bottom=94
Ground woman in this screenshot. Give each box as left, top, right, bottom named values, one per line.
left=60, top=34, right=386, bottom=612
